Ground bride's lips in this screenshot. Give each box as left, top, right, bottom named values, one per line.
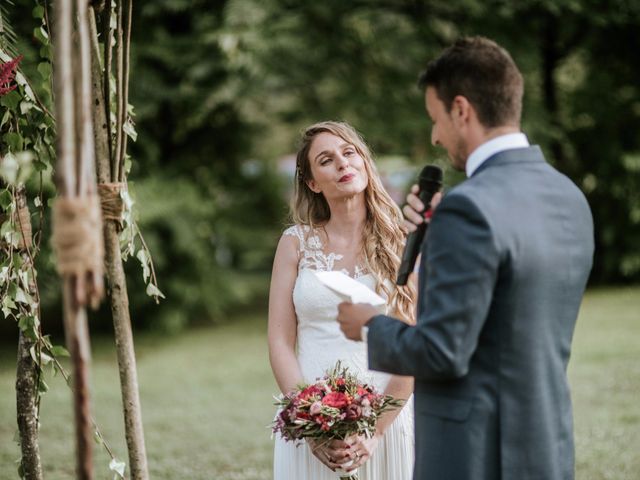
left=339, top=173, right=356, bottom=183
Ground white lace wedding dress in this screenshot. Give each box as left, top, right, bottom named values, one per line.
left=273, top=225, right=414, bottom=480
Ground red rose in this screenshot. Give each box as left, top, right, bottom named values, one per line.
left=299, top=385, right=323, bottom=400
left=322, top=392, right=350, bottom=409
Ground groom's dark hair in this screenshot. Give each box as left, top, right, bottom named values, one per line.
left=418, top=36, right=524, bottom=128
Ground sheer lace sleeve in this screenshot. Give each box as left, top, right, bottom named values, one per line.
left=283, top=224, right=345, bottom=272
left=283, top=225, right=304, bottom=266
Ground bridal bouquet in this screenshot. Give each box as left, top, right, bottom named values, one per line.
left=272, top=361, right=404, bottom=480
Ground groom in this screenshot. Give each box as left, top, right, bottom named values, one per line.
left=337, top=37, right=594, bottom=479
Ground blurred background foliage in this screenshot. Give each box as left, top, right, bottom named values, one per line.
left=3, top=0, right=639, bottom=334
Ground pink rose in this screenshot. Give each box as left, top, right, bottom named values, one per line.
left=345, top=404, right=362, bottom=420
left=310, top=401, right=322, bottom=415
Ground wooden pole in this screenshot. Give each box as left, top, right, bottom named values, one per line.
left=14, top=188, right=44, bottom=480
left=90, top=7, right=150, bottom=479
left=52, top=0, right=104, bottom=477
left=62, top=284, right=93, bottom=480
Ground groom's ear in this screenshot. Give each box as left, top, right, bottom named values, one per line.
left=451, top=95, right=472, bottom=124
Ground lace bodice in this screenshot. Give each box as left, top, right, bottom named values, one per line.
left=283, top=224, right=391, bottom=390
left=284, top=224, right=368, bottom=279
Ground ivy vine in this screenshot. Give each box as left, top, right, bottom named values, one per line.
left=1, top=0, right=162, bottom=477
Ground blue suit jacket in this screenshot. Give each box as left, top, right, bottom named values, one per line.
left=368, top=146, right=594, bottom=480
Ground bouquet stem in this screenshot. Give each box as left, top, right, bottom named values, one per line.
left=336, top=461, right=358, bottom=480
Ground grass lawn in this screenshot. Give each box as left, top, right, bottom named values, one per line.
left=0, top=287, right=638, bottom=479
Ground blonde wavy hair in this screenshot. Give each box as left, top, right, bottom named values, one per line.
left=291, top=121, right=416, bottom=324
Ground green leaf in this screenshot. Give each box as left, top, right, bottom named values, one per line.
left=0, top=189, right=12, bottom=210
left=33, top=26, right=49, bottom=44
left=12, top=253, right=24, bottom=269
left=1, top=292, right=16, bottom=318
left=146, top=283, right=165, bottom=299
left=3, top=132, right=24, bottom=151
left=136, top=249, right=150, bottom=281
left=0, top=265, right=9, bottom=284
left=124, top=156, right=132, bottom=175
left=122, top=120, right=137, bottom=141
left=2, top=224, right=18, bottom=248
left=38, top=378, right=49, bottom=394
left=50, top=345, right=70, bottom=357
left=18, top=316, right=38, bottom=341
left=0, top=109, right=11, bottom=129
left=33, top=5, right=45, bottom=19
left=37, top=62, right=52, bottom=80
left=19, top=101, right=34, bottom=115
left=18, top=75, right=37, bottom=103
left=40, top=352, right=53, bottom=365
left=14, top=286, right=30, bottom=304
left=15, top=151, right=34, bottom=184
left=39, top=44, right=52, bottom=60
left=24, top=326, right=38, bottom=342
left=41, top=334, right=52, bottom=348
left=17, top=315, right=35, bottom=332
left=33, top=160, right=48, bottom=173
left=6, top=281, right=17, bottom=298
left=0, top=91, right=21, bottom=109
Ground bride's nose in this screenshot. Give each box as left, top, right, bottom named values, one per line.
left=336, top=154, right=349, bottom=170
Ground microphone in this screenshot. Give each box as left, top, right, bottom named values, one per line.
left=396, top=165, right=443, bottom=286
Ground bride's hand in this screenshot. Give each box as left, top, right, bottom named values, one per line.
left=307, top=438, right=353, bottom=471
left=343, top=433, right=381, bottom=471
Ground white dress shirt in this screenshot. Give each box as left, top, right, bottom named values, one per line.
left=465, top=132, right=529, bottom=177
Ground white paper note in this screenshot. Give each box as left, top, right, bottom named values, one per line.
left=314, top=270, right=386, bottom=307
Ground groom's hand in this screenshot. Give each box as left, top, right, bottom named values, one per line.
left=337, top=302, right=378, bottom=341
left=402, top=184, right=443, bottom=233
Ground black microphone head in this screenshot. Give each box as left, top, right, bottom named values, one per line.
left=418, top=165, right=443, bottom=191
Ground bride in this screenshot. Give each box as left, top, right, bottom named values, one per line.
left=269, top=121, right=415, bottom=479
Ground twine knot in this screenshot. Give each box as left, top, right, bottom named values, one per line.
left=52, top=195, right=104, bottom=308
left=98, top=182, right=125, bottom=227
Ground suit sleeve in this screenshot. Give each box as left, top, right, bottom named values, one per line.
left=367, top=192, right=499, bottom=380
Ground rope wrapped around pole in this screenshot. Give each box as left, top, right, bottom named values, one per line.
left=16, top=203, right=33, bottom=250
left=97, top=182, right=125, bottom=226
left=52, top=196, right=104, bottom=309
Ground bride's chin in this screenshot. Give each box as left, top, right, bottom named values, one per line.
left=337, top=187, right=365, bottom=199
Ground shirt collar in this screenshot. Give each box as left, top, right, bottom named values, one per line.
left=465, top=133, right=530, bottom=177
